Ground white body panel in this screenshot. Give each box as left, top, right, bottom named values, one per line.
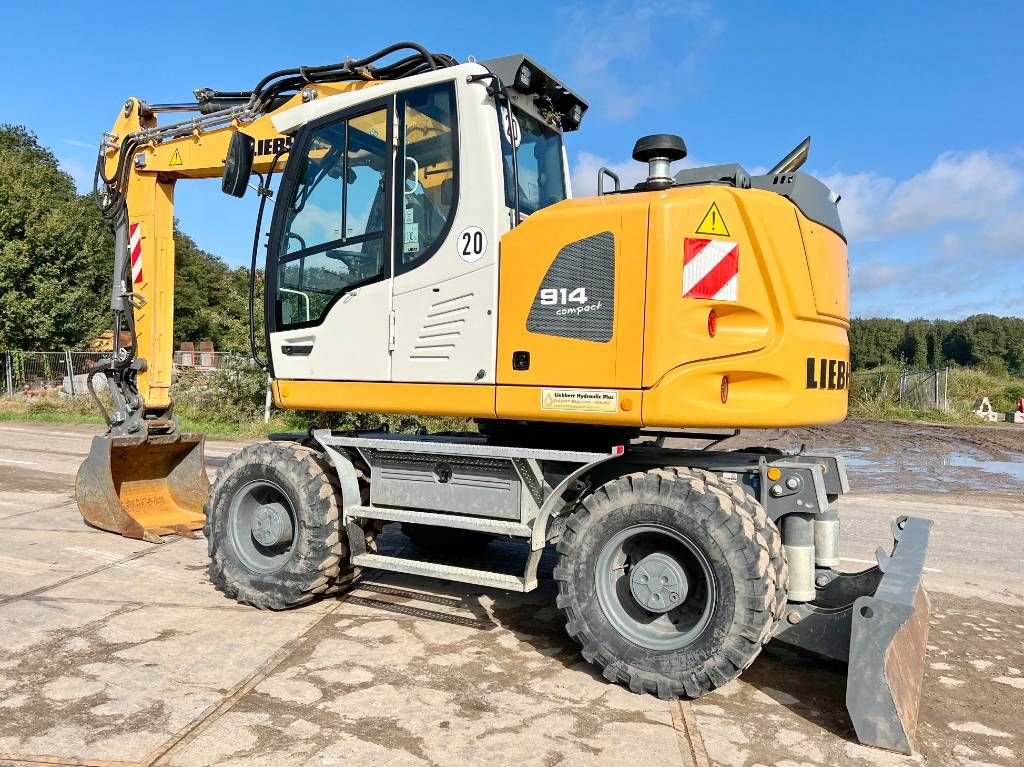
left=391, top=265, right=496, bottom=383
left=269, top=280, right=392, bottom=381
left=268, top=62, right=548, bottom=386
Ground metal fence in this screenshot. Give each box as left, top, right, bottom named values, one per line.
left=0, top=350, right=109, bottom=397
left=172, top=350, right=255, bottom=370
left=850, top=367, right=950, bottom=412
left=898, top=368, right=949, bottom=412
left=2, top=349, right=255, bottom=397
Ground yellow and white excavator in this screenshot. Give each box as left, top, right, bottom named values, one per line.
left=77, top=43, right=932, bottom=753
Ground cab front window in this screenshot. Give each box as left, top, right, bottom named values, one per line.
left=499, top=107, right=566, bottom=215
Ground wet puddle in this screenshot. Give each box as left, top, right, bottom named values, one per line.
left=835, top=448, right=1024, bottom=493
left=944, top=452, right=1024, bottom=482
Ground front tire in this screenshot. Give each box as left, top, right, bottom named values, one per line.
left=205, top=442, right=354, bottom=610
left=554, top=467, right=777, bottom=698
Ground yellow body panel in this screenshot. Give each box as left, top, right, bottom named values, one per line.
left=274, top=380, right=497, bottom=418
left=489, top=187, right=849, bottom=428
left=124, top=176, right=177, bottom=408
left=496, top=194, right=649, bottom=389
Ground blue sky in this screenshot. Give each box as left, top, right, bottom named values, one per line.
left=2, top=1, right=1021, bottom=319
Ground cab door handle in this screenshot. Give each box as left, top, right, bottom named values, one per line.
left=281, top=344, right=313, bottom=356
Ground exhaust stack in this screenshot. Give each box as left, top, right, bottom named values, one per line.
left=632, top=134, right=687, bottom=189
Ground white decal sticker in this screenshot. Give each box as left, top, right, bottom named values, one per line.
left=457, top=226, right=487, bottom=263
left=541, top=388, right=619, bottom=414
left=501, top=108, right=522, bottom=148
left=404, top=222, right=420, bottom=253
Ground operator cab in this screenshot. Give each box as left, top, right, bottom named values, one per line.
left=242, top=55, right=586, bottom=388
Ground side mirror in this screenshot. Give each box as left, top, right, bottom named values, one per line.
left=222, top=132, right=255, bottom=198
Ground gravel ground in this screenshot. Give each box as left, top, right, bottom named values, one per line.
left=0, top=420, right=1021, bottom=767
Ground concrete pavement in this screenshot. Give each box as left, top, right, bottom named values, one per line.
left=0, top=421, right=1021, bottom=766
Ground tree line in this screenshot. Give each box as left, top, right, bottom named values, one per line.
left=850, top=316, right=1024, bottom=375
left=2, top=125, right=1021, bottom=375
left=0, top=125, right=254, bottom=353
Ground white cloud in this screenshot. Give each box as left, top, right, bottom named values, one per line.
left=831, top=150, right=1024, bottom=317
left=571, top=151, right=649, bottom=197
left=570, top=146, right=1024, bottom=318
left=62, top=138, right=95, bottom=149
left=570, top=150, right=705, bottom=197
left=560, top=2, right=720, bottom=120
left=821, top=150, right=1022, bottom=241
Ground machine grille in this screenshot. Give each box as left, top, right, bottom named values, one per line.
left=527, top=231, right=615, bottom=342
left=409, top=292, right=473, bottom=361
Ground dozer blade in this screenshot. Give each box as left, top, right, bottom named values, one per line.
left=76, top=433, right=210, bottom=543
left=774, top=515, right=933, bottom=755
left=846, top=516, right=932, bottom=754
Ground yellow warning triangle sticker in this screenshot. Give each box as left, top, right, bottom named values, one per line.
left=169, top=148, right=183, bottom=167
left=695, top=202, right=730, bottom=236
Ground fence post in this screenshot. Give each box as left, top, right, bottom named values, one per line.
left=65, top=350, right=75, bottom=396
left=4, top=351, right=11, bottom=397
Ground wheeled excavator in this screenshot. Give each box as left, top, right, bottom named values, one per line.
left=77, top=43, right=933, bottom=753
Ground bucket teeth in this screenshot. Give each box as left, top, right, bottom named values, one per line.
left=75, top=434, right=209, bottom=542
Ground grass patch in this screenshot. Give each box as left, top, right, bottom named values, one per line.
left=850, top=365, right=1024, bottom=425
left=9, top=364, right=1015, bottom=435
left=0, top=371, right=472, bottom=440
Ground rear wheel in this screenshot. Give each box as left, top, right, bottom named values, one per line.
left=692, top=468, right=789, bottom=627
left=554, top=467, right=777, bottom=698
left=205, top=442, right=356, bottom=610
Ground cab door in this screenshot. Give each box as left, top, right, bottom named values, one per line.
left=267, top=99, right=395, bottom=382
left=389, top=80, right=505, bottom=384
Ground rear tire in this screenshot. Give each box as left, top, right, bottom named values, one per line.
left=205, top=442, right=355, bottom=610
left=692, top=468, right=789, bottom=626
left=554, top=467, right=777, bottom=698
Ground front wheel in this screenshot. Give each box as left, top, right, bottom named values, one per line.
left=205, top=442, right=355, bottom=610
left=554, top=467, right=778, bottom=698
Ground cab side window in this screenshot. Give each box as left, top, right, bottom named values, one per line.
left=276, top=107, right=389, bottom=328
left=397, top=82, right=457, bottom=273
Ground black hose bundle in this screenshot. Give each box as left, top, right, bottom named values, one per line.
left=94, top=42, right=457, bottom=220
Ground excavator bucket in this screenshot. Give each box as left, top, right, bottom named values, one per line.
left=775, top=515, right=933, bottom=754
left=76, top=433, right=209, bottom=543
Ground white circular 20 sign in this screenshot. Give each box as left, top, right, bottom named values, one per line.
left=457, top=226, right=487, bottom=263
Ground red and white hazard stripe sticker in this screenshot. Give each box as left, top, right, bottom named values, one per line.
left=683, top=238, right=738, bottom=301
left=129, top=223, right=143, bottom=285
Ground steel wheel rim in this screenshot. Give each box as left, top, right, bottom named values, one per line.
left=228, top=479, right=296, bottom=574
left=595, top=522, right=718, bottom=651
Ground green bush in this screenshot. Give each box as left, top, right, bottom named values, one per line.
left=172, top=367, right=267, bottom=424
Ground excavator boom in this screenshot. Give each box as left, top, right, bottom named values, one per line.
left=77, top=44, right=449, bottom=540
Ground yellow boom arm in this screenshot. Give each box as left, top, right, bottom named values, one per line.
left=101, top=81, right=373, bottom=413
